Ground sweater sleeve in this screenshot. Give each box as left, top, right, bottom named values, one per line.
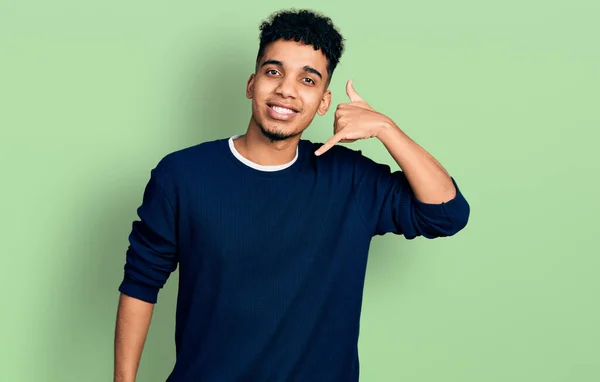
left=352, top=151, right=470, bottom=239
left=118, top=159, right=178, bottom=303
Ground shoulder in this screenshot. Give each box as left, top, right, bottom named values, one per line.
left=301, top=138, right=363, bottom=161
left=161, top=138, right=225, bottom=165
left=301, top=139, right=385, bottom=171
left=148, top=138, right=229, bottom=188
left=154, top=138, right=226, bottom=171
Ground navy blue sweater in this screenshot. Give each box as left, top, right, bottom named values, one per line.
left=118, top=137, right=470, bottom=381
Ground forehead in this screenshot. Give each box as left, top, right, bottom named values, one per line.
left=261, top=40, right=328, bottom=73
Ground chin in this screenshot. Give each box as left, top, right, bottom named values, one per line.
left=258, top=123, right=299, bottom=142
left=252, top=112, right=300, bottom=139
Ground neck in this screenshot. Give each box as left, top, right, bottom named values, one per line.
left=233, top=119, right=300, bottom=166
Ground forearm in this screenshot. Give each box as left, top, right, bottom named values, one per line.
left=377, top=120, right=456, bottom=204
left=114, top=293, right=154, bottom=382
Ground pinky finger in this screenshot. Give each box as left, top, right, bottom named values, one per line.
left=314, top=134, right=344, bottom=156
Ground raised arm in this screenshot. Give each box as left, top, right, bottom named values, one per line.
left=316, top=80, right=469, bottom=238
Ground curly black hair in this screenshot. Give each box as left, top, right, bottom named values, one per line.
left=256, top=9, right=345, bottom=82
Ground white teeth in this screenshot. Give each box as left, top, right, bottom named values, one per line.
left=272, top=105, right=295, bottom=114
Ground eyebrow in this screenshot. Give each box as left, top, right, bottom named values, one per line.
left=261, top=59, right=323, bottom=80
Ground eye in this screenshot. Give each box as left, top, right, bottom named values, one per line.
left=266, top=69, right=280, bottom=76
left=303, top=78, right=315, bottom=85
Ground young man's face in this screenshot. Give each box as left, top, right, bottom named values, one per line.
left=246, top=39, right=332, bottom=141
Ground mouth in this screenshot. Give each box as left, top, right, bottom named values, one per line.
left=266, top=102, right=300, bottom=120
left=267, top=103, right=299, bottom=114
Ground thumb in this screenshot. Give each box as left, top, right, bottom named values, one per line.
left=346, top=79, right=364, bottom=103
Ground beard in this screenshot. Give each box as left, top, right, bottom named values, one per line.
left=257, top=120, right=301, bottom=143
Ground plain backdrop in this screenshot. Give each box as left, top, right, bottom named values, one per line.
left=1, top=0, right=599, bottom=381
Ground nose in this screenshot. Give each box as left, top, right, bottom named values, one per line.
left=275, top=76, right=297, bottom=98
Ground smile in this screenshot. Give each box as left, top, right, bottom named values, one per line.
left=271, top=105, right=296, bottom=114
left=267, top=103, right=299, bottom=120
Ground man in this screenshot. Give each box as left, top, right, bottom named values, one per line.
left=114, top=9, right=470, bottom=382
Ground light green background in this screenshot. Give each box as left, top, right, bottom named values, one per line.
left=1, top=0, right=599, bottom=381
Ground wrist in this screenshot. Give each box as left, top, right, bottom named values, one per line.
left=376, top=117, right=401, bottom=141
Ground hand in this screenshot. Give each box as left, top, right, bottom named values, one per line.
left=315, top=80, right=392, bottom=156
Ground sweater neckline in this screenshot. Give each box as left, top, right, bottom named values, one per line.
left=228, top=135, right=298, bottom=171
left=222, top=136, right=308, bottom=178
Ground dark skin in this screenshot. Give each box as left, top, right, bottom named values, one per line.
left=234, top=39, right=332, bottom=166
left=114, top=36, right=458, bottom=382
left=237, top=38, right=455, bottom=203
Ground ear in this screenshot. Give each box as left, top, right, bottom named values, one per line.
left=246, top=74, right=255, bottom=99
left=317, top=90, right=332, bottom=116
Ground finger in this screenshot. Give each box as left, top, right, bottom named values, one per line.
left=334, top=107, right=343, bottom=119
left=346, top=79, right=364, bottom=103
left=315, top=132, right=345, bottom=156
